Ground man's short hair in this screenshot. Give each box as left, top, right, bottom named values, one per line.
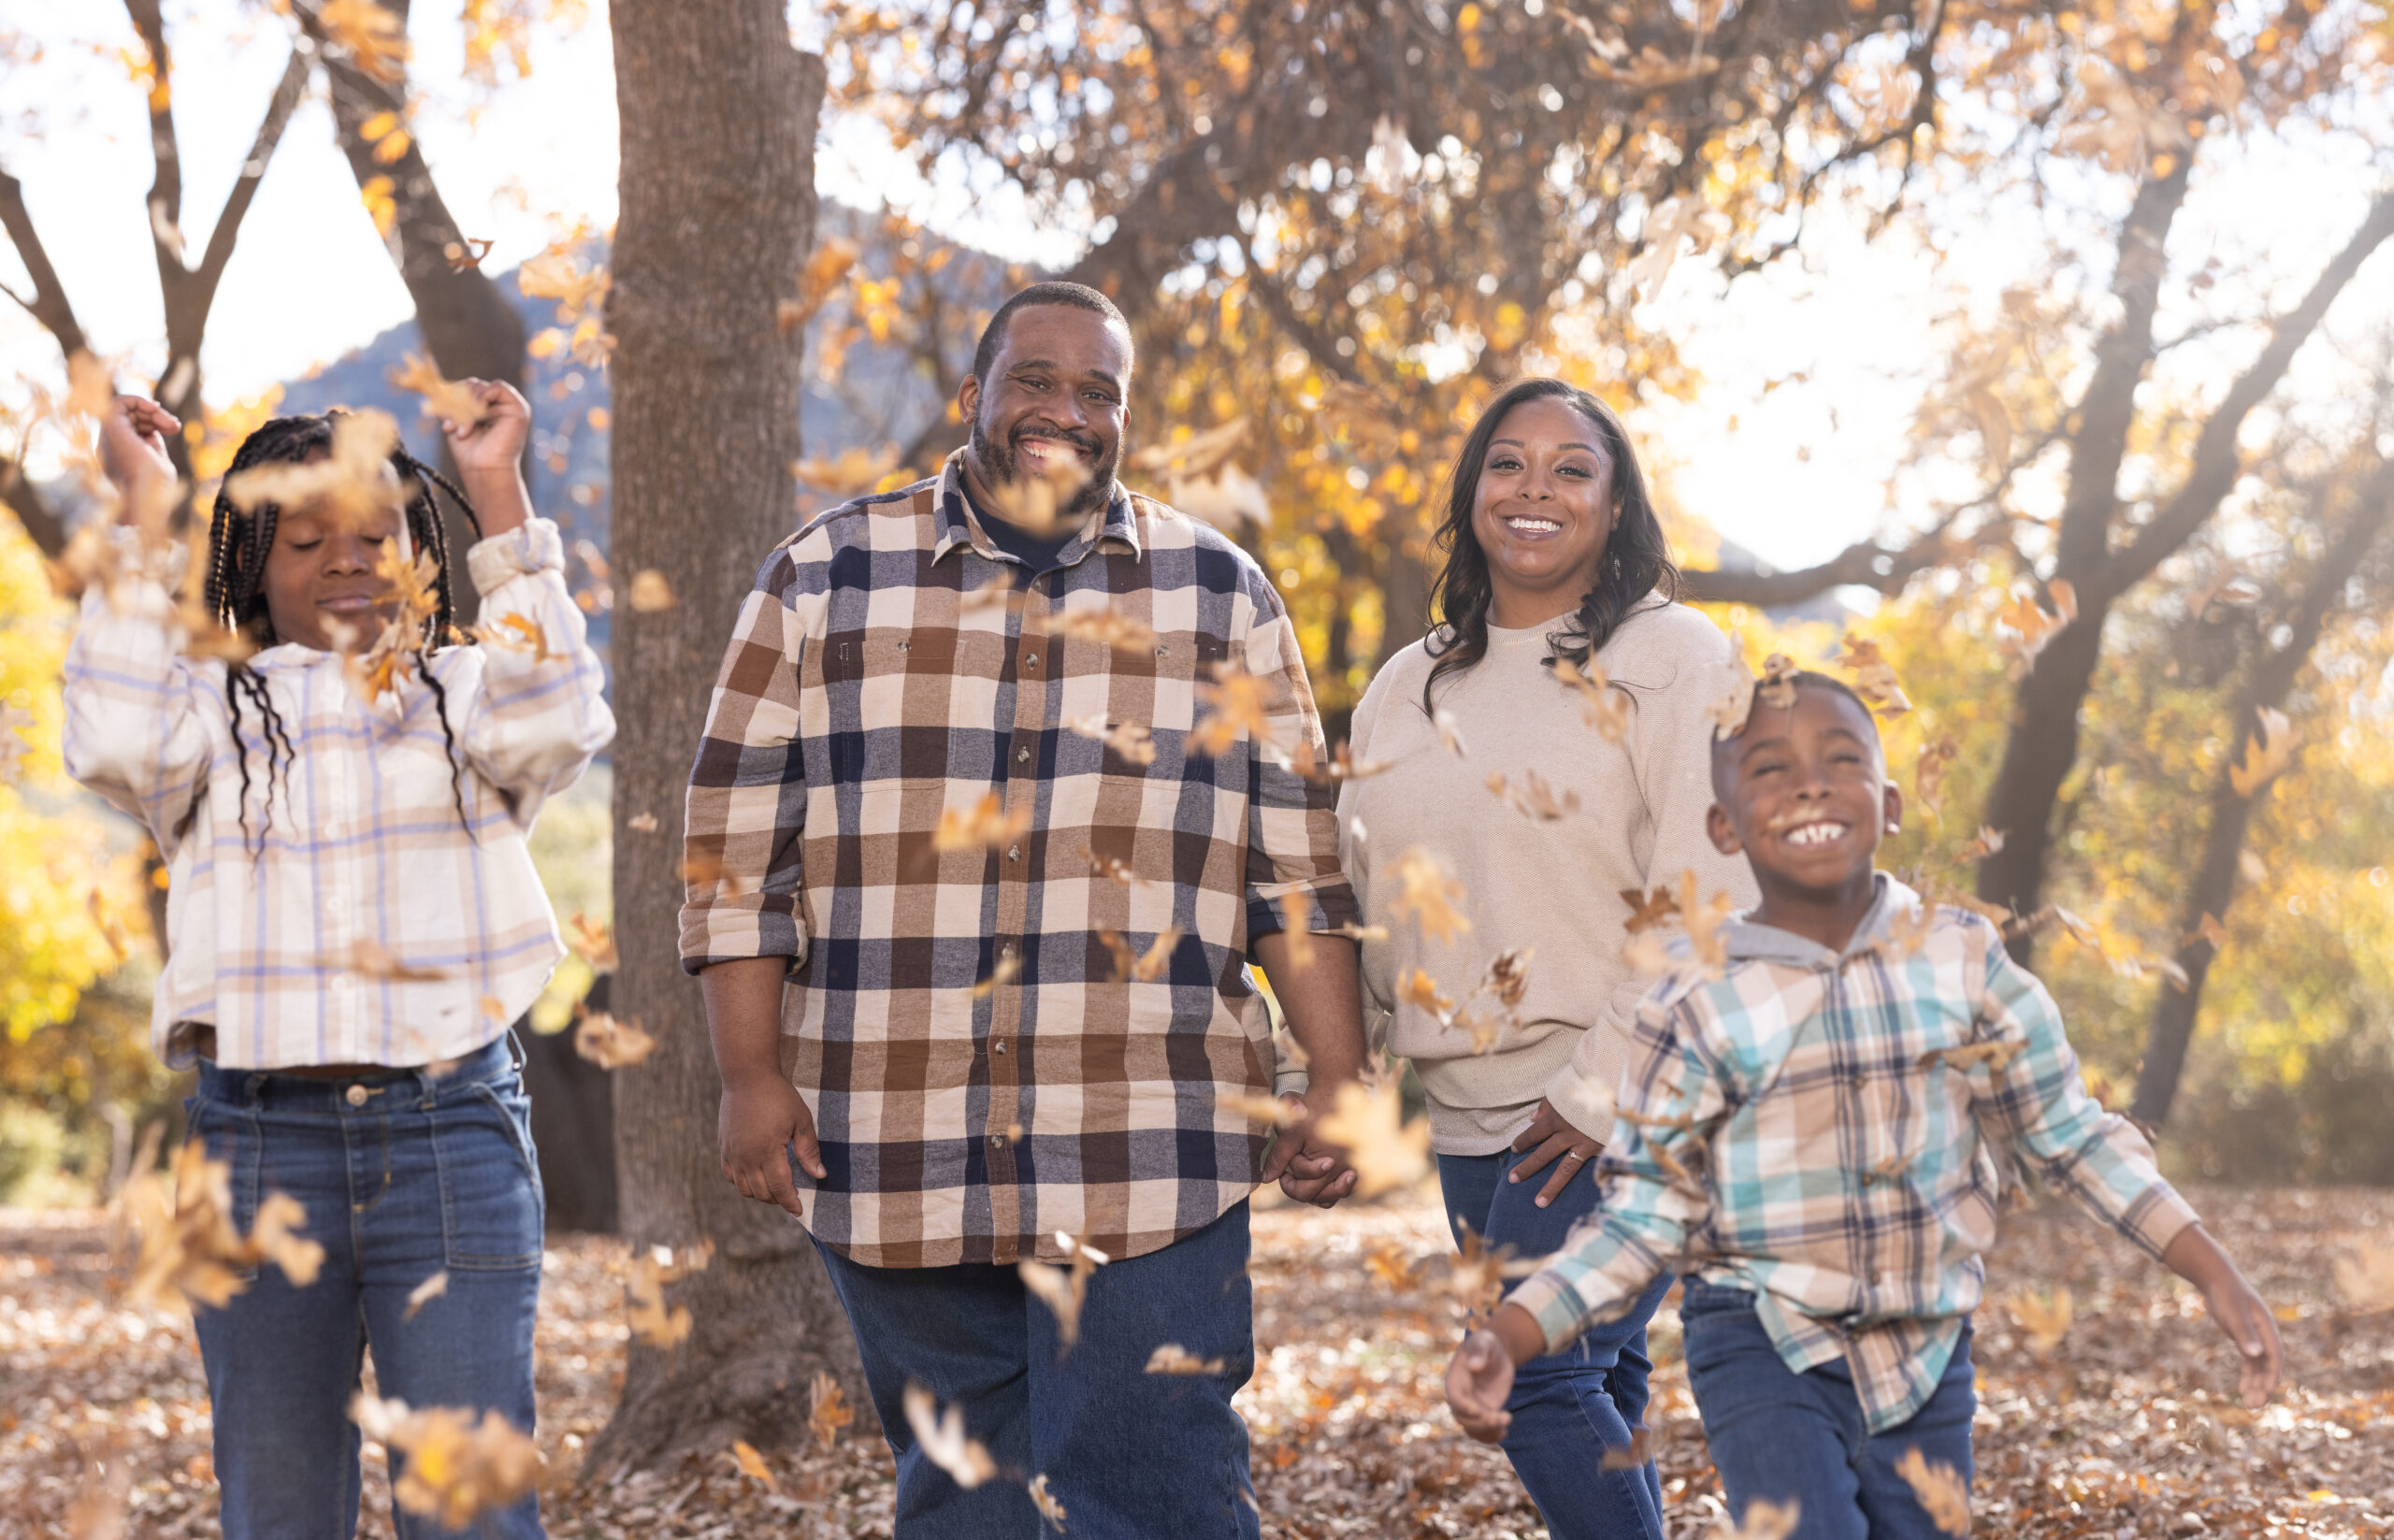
left=971, top=281, right=1132, bottom=383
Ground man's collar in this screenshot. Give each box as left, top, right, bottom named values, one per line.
left=930, top=448, right=1143, bottom=566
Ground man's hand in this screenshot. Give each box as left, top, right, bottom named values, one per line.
left=1261, top=1087, right=1360, bottom=1207
left=441, top=381, right=533, bottom=537
left=2163, top=1223, right=2283, bottom=1407
left=1507, top=1097, right=1603, bottom=1209
left=719, top=1071, right=826, bottom=1218
left=99, top=396, right=179, bottom=505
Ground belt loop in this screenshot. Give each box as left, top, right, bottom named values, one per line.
left=505, top=1029, right=526, bottom=1073
left=243, top=1072, right=267, bottom=1103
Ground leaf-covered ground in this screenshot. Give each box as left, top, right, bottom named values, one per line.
left=4, top=1185, right=2389, bottom=1537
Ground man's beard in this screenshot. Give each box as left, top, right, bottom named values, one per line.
left=969, top=415, right=1119, bottom=521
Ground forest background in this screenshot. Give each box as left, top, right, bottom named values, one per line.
left=1, top=0, right=2393, bottom=1478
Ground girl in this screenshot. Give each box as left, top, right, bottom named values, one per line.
left=69, top=386, right=613, bottom=1539
left=1333, top=378, right=1754, bottom=1538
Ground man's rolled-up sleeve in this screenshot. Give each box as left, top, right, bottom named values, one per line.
left=1238, top=574, right=1358, bottom=942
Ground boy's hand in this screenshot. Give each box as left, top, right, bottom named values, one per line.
left=98, top=396, right=179, bottom=504
left=1446, top=1330, right=1518, bottom=1442
left=441, top=380, right=530, bottom=477
left=1507, top=1097, right=1603, bottom=1209
left=1261, top=1086, right=1361, bottom=1207
left=718, top=1072, right=828, bottom=1219
left=2163, top=1222, right=2284, bottom=1406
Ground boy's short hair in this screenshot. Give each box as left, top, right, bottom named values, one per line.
left=970, top=281, right=1133, bottom=383
left=1711, top=669, right=1884, bottom=789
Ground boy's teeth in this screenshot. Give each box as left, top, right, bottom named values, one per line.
left=1786, top=822, right=1848, bottom=846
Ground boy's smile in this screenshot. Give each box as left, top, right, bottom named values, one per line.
left=1709, top=679, right=1901, bottom=949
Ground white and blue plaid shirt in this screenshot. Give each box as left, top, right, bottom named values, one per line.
left=1507, top=875, right=2199, bottom=1432
left=64, top=518, right=613, bottom=1070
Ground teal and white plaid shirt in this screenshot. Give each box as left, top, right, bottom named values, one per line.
left=1507, top=875, right=2199, bottom=1432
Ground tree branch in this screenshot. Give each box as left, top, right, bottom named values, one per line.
left=193, top=43, right=313, bottom=300
left=0, top=164, right=87, bottom=354
left=0, top=455, right=66, bottom=559
left=1681, top=524, right=1960, bottom=607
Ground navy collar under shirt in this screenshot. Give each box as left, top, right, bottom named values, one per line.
left=958, top=475, right=1084, bottom=576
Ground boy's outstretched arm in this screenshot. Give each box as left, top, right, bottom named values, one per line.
left=2161, top=1223, right=2283, bottom=1406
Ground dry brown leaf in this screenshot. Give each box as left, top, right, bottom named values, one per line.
left=1190, top=661, right=1275, bottom=758
left=1836, top=633, right=1912, bottom=716
left=1083, top=850, right=1150, bottom=888
left=388, top=353, right=486, bottom=430
left=1388, top=847, right=1471, bottom=946
left=2228, top=707, right=2298, bottom=799
left=1710, top=1497, right=1800, bottom=1540
left=934, top=791, right=1032, bottom=854
left=2183, top=912, right=2228, bottom=952
left=2009, top=1287, right=2073, bottom=1354
left=330, top=938, right=450, bottom=984
left=1620, top=885, right=1680, bottom=934
left=1550, top=655, right=1628, bottom=741
left=728, top=1439, right=777, bottom=1491
left=1481, top=948, right=1533, bottom=1009
left=1920, top=1039, right=2025, bottom=1075
left=626, top=569, right=676, bottom=612
left=1041, top=604, right=1158, bottom=655
left=1028, top=1472, right=1067, bottom=1531
left=1707, top=669, right=1758, bottom=741
left=572, top=1011, right=656, bottom=1070
left=566, top=912, right=618, bottom=971
left=627, top=812, right=659, bottom=833
left=2331, top=1243, right=2394, bottom=1315
left=972, top=951, right=1022, bottom=999
left=1995, top=581, right=2077, bottom=675
left=1894, top=1446, right=1972, bottom=1534
left=678, top=851, right=750, bottom=898
left=1914, top=735, right=1959, bottom=823
left=1098, top=927, right=1182, bottom=983
left=1754, top=652, right=1800, bottom=710
left=466, top=612, right=558, bottom=663
left=224, top=410, right=408, bottom=531
left=902, top=1383, right=998, bottom=1490
left=808, top=1370, right=856, bottom=1450
left=1217, top=1090, right=1302, bottom=1129
left=351, top=1392, right=541, bottom=1529
left=1486, top=769, right=1581, bottom=821
left=516, top=250, right=611, bottom=321
left=1062, top=715, right=1157, bottom=767
left=1432, top=706, right=1469, bottom=758
left=1019, top=1231, right=1109, bottom=1350
left=980, top=455, right=1090, bottom=537
left=1278, top=885, right=1317, bottom=968
left=1599, top=1425, right=1653, bottom=1471
left=625, top=1242, right=710, bottom=1349
left=1145, top=1343, right=1228, bottom=1375
left=1363, top=1237, right=1424, bottom=1289
left=1130, top=417, right=1251, bottom=479
left=1316, top=1078, right=1431, bottom=1198
left=121, top=1139, right=325, bottom=1309
left=402, top=1269, right=448, bottom=1323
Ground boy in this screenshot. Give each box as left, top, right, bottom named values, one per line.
left=1444, top=671, right=2281, bottom=1538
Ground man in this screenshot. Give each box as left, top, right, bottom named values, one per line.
left=682, top=281, right=1367, bottom=1537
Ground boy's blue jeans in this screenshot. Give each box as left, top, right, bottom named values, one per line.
left=813, top=1200, right=1260, bottom=1539
left=188, top=1037, right=545, bottom=1540
left=1437, top=1149, right=1672, bottom=1540
left=1680, top=1281, right=1975, bottom=1540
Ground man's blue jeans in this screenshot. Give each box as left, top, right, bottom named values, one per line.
left=814, top=1200, right=1260, bottom=1539
left=188, top=1037, right=546, bottom=1540
left=1680, top=1281, right=1976, bottom=1540
left=1438, top=1149, right=1672, bottom=1540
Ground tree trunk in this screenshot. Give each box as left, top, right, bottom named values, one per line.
left=2131, top=464, right=2394, bottom=1127
left=310, top=0, right=526, bottom=619
left=591, top=0, right=856, bottom=1473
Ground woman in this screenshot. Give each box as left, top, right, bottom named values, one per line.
left=1337, top=378, right=1755, bottom=1537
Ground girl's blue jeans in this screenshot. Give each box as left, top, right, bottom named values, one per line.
left=188, top=1036, right=546, bottom=1540
left=1680, top=1280, right=1976, bottom=1540
left=1437, top=1148, right=1673, bottom=1540
left=813, top=1200, right=1260, bottom=1539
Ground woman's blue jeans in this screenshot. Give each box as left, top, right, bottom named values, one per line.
left=1680, top=1281, right=1976, bottom=1540
left=1437, top=1148, right=1673, bottom=1540
left=814, top=1201, right=1260, bottom=1539
left=187, top=1037, right=546, bottom=1540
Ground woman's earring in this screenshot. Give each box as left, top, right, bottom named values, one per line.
left=1885, top=820, right=1900, bottom=834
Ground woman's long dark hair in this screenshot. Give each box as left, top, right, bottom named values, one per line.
left=1421, top=378, right=1681, bottom=713
left=204, top=412, right=482, bottom=853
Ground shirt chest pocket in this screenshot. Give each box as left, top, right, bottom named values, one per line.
left=818, top=629, right=1005, bottom=788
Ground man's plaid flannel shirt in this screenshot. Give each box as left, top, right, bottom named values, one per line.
left=1507, top=876, right=2199, bottom=1432
left=680, top=453, right=1358, bottom=1268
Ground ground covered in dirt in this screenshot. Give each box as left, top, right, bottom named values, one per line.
left=3, top=1185, right=2389, bottom=1537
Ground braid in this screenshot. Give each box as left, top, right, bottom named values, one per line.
left=391, top=448, right=484, bottom=839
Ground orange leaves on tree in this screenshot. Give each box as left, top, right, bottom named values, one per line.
left=793, top=443, right=901, bottom=496
left=359, top=175, right=398, bottom=238
left=779, top=237, right=862, bottom=335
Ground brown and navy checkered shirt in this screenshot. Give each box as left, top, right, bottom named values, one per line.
left=681, top=453, right=1358, bottom=1267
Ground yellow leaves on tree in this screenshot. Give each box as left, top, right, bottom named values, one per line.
left=779, top=237, right=863, bottom=336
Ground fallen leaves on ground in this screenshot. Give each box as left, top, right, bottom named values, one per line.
left=6, top=1189, right=2392, bottom=1536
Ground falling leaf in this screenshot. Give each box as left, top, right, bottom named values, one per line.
left=573, top=1011, right=656, bottom=1070
left=728, top=1440, right=777, bottom=1491
left=1217, top=1090, right=1302, bottom=1128
left=317, top=0, right=411, bottom=82
left=1028, top=1472, right=1068, bottom=1531
left=972, top=951, right=1022, bottom=999
left=1316, top=1078, right=1431, bottom=1198
left=1098, top=927, right=1182, bottom=983
left=934, top=791, right=1032, bottom=854
left=1599, top=1426, right=1653, bottom=1471
left=1285, top=739, right=1393, bottom=786
left=2228, top=707, right=2298, bottom=798
left=350, top=1392, right=541, bottom=1529
left=1882, top=900, right=1938, bottom=957
left=980, top=453, right=1090, bottom=536
left=1915, top=736, right=1959, bottom=823
left=330, top=938, right=449, bottom=984
left=961, top=573, right=1025, bottom=613
left=1709, top=1498, right=1801, bottom=1540
left=1083, top=850, right=1150, bottom=888
left=1621, top=885, right=1681, bottom=934
left=120, top=1139, right=324, bottom=1309
left=1447, top=1220, right=1536, bottom=1321
left=1921, top=1039, right=2025, bottom=1075
left=1363, top=1237, right=1424, bottom=1289
left=1332, top=922, right=1390, bottom=943
left=466, top=612, right=557, bottom=662
left=1835, top=634, right=1912, bottom=715
left=1190, top=660, right=1275, bottom=757
left=1708, top=669, right=1758, bottom=741
left=678, top=851, right=750, bottom=898
left=566, top=912, right=618, bottom=971
left=1481, top=948, right=1533, bottom=1009
left=627, top=812, right=659, bottom=833
left=1397, top=967, right=1459, bottom=1023
left=903, top=1383, right=999, bottom=1489
left=1388, top=847, right=1471, bottom=946
left=2331, top=1243, right=2394, bottom=1314
left=1486, top=769, right=1581, bottom=821
left=626, top=569, right=675, bottom=612
left=625, top=1243, right=700, bottom=1348
left=793, top=443, right=902, bottom=494
left=1041, top=604, right=1158, bottom=655
left=2009, top=1287, right=2073, bottom=1353
left=516, top=250, right=611, bottom=322
left=1129, top=418, right=1251, bottom=480
left=1432, top=706, right=1469, bottom=758
left=1550, top=655, right=1627, bottom=741
left=1062, top=715, right=1157, bottom=766
left=224, top=409, right=409, bottom=531
left=1145, top=1344, right=1228, bottom=1375
left=443, top=236, right=495, bottom=271
left=388, top=353, right=485, bottom=429
left=1754, top=651, right=1800, bottom=710
left=1995, top=581, right=2077, bottom=675
left=2184, top=912, right=2228, bottom=952
left=402, top=1270, right=449, bottom=1322
left=1676, top=869, right=1738, bottom=973
left=1894, top=1446, right=1972, bottom=1534
left=808, top=1371, right=856, bottom=1450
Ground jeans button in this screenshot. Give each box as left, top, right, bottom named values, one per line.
left=344, top=1084, right=368, bottom=1107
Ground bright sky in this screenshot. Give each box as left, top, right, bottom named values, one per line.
left=3, top=2, right=2388, bottom=576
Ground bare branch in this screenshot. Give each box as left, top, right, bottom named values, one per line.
left=0, top=455, right=67, bottom=559
left=0, top=165, right=88, bottom=353
left=193, top=44, right=313, bottom=299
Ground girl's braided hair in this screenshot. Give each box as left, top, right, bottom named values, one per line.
left=203, top=412, right=483, bottom=853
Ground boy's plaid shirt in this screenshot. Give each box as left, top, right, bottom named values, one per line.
left=1507, top=876, right=2199, bottom=1432
left=680, top=454, right=1358, bottom=1269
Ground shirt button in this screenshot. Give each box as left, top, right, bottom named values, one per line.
left=1007, top=845, right=1021, bottom=862
left=993, top=1041, right=1009, bottom=1056
left=988, top=1132, right=1005, bottom=1147
left=345, top=1085, right=368, bottom=1107
left=1024, top=654, right=1039, bottom=667
left=1017, top=746, right=1031, bottom=764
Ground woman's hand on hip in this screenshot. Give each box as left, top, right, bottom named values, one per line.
left=1507, top=1097, right=1602, bottom=1209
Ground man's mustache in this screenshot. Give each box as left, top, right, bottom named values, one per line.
left=1010, top=423, right=1103, bottom=457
